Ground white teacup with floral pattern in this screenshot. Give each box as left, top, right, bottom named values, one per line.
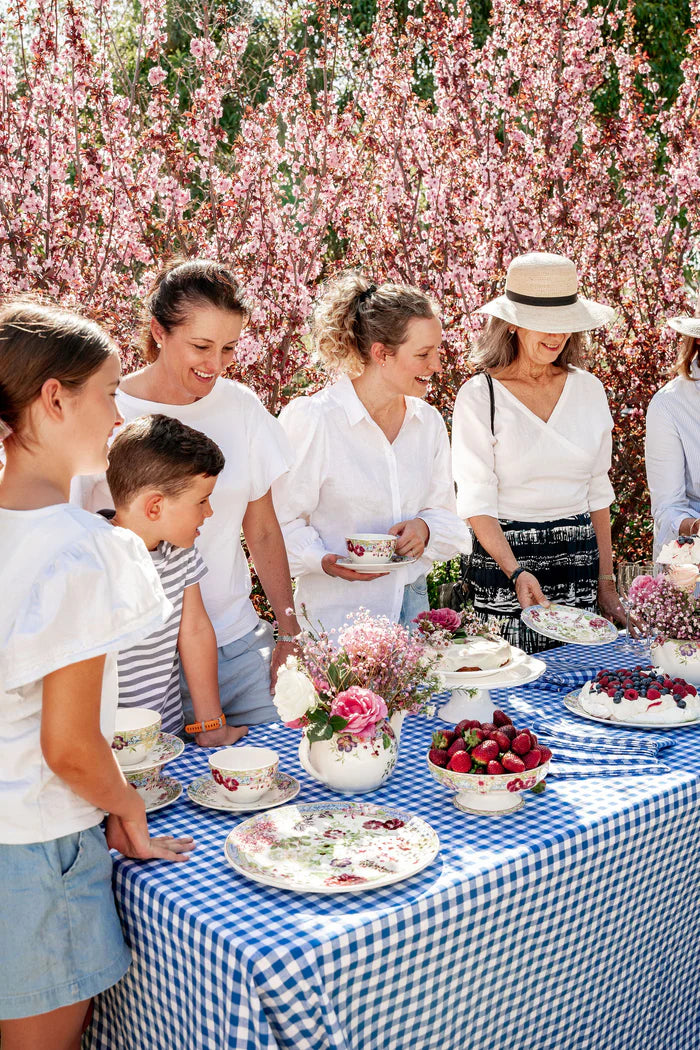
left=345, top=533, right=397, bottom=564
left=112, top=708, right=162, bottom=768
left=208, top=746, right=279, bottom=803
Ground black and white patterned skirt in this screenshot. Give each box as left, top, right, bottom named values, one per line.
left=462, top=512, right=599, bottom=654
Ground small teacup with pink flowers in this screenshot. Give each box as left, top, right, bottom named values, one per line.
left=112, top=708, right=162, bottom=768
left=345, top=533, right=397, bottom=564
left=208, top=746, right=279, bottom=804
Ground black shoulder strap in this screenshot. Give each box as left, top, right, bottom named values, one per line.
left=484, top=372, right=495, bottom=436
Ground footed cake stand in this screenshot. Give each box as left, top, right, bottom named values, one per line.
left=438, top=648, right=547, bottom=722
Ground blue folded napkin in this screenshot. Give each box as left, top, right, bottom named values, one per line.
left=539, top=641, right=653, bottom=692
left=532, top=716, right=673, bottom=778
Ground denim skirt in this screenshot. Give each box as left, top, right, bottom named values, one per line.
left=0, top=824, right=131, bottom=1020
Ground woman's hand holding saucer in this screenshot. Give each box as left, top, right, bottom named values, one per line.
left=514, top=570, right=550, bottom=611
left=389, top=517, right=430, bottom=558
left=321, top=553, right=390, bottom=581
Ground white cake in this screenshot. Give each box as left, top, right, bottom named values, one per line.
left=440, top=636, right=512, bottom=672
left=657, top=537, right=700, bottom=565
left=579, top=668, right=700, bottom=724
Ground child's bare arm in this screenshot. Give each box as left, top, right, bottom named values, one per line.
left=42, top=657, right=193, bottom=861
left=178, top=584, right=248, bottom=748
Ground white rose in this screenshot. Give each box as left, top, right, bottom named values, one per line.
left=667, top=564, right=700, bottom=593
left=274, top=657, right=318, bottom=722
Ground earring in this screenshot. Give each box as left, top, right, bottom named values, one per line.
left=155, top=342, right=162, bottom=349
left=509, top=328, right=516, bottom=335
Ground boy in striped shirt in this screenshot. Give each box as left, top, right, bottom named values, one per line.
left=102, top=414, right=248, bottom=746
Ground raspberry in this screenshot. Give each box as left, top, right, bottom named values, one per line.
left=471, top=739, right=500, bottom=764
left=512, top=732, right=532, bottom=756
left=448, top=737, right=467, bottom=756
left=646, top=688, right=661, bottom=700
left=493, top=710, right=514, bottom=726
left=623, top=689, right=638, bottom=700
left=448, top=751, right=472, bottom=773
left=501, top=751, right=526, bottom=773
left=428, top=749, right=449, bottom=767
left=486, top=760, right=505, bottom=775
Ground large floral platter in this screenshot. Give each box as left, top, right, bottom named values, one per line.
left=563, top=689, right=700, bottom=730
left=223, top=802, right=439, bottom=893
left=521, top=604, right=618, bottom=645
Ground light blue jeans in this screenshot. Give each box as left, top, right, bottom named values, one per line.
left=399, top=574, right=429, bottom=628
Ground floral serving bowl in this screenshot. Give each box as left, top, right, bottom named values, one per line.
left=426, top=756, right=550, bottom=815
left=345, top=533, right=397, bottom=563
left=650, top=638, right=700, bottom=687
left=208, top=746, right=278, bottom=804
left=111, top=707, right=162, bottom=768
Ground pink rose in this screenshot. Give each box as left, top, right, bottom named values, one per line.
left=331, top=687, right=388, bottom=738
left=414, top=607, right=462, bottom=633
left=628, top=574, right=660, bottom=602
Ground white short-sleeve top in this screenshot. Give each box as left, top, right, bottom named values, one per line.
left=452, top=367, right=615, bottom=523
left=0, top=505, right=171, bottom=844
left=76, top=379, right=293, bottom=646
left=272, top=376, right=470, bottom=634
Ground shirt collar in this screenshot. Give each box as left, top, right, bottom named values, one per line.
left=330, top=374, right=424, bottom=427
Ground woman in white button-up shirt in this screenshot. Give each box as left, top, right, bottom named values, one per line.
left=273, top=273, right=470, bottom=635
left=646, top=314, right=700, bottom=559
left=452, top=253, right=624, bottom=653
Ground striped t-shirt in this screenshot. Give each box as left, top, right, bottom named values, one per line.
left=111, top=527, right=207, bottom=733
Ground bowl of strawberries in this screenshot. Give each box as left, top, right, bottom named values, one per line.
left=427, top=711, right=551, bottom=815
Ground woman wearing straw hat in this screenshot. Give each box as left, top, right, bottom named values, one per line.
left=452, top=252, right=624, bottom=653
left=646, top=311, right=700, bottom=560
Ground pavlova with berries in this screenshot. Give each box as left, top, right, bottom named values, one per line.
left=579, top=665, right=700, bottom=724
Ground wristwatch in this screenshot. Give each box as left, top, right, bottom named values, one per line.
left=508, top=566, right=526, bottom=590
left=185, top=713, right=227, bottom=735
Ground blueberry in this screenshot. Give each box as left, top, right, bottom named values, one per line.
left=677, top=699, right=687, bottom=709
left=661, top=688, right=670, bottom=695
left=613, top=697, right=622, bottom=704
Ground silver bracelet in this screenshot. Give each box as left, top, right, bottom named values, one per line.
left=276, top=634, right=300, bottom=644
left=598, top=573, right=615, bottom=582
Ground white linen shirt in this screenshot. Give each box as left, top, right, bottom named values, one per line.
left=452, top=367, right=615, bottom=522
left=646, top=363, right=700, bottom=559
left=0, top=505, right=171, bottom=844
left=272, top=376, right=470, bottom=634
left=75, top=379, right=292, bottom=647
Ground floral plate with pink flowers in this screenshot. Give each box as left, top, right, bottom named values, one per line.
left=139, top=774, right=183, bottom=813
left=223, top=802, right=439, bottom=893
left=521, top=604, right=618, bottom=645
left=335, top=556, right=417, bottom=574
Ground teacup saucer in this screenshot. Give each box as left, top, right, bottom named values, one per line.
left=335, top=556, right=417, bottom=574
left=121, top=732, right=184, bottom=773
left=187, top=771, right=300, bottom=812
left=139, top=775, right=183, bottom=813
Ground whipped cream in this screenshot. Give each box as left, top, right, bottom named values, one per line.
left=579, top=671, right=699, bottom=724
left=440, top=636, right=512, bottom=672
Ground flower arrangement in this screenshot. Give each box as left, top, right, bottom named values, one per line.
left=412, top=604, right=503, bottom=649
left=273, top=611, right=444, bottom=743
left=628, top=573, right=700, bottom=642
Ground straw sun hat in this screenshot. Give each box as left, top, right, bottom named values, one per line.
left=667, top=315, right=700, bottom=339
left=478, top=252, right=617, bottom=334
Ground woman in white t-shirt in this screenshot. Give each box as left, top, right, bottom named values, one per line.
left=273, top=272, right=470, bottom=636
left=452, top=253, right=625, bottom=653
left=79, top=258, right=299, bottom=727
left=0, top=302, right=193, bottom=1044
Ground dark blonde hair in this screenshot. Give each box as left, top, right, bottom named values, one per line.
left=311, top=271, right=438, bottom=376
left=141, top=257, right=252, bottom=363
left=676, top=336, right=699, bottom=380
left=0, top=299, right=116, bottom=440
left=470, top=316, right=587, bottom=371
left=106, top=414, right=225, bottom=507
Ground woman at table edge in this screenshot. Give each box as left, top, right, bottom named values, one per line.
left=76, top=257, right=299, bottom=726
left=646, top=311, right=700, bottom=560
left=272, top=271, right=470, bottom=636
left=452, top=251, right=625, bottom=652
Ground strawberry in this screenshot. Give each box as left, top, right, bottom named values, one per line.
left=448, top=737, right=467, bottom=756
left=432, top=731, right=450, bottom=750
left=489, top=729, right=512, bottom=752
left=428, top=748, right=449, bottom=767
left=523, top=749, right=542, bottom=770
left=480, top=722, right=496, bottom=734
left=486, top=760, right=505, bottom=775
left=448, top=751, right=472, bottom=773
left=538, top=745, right=553, bottom=764
left=456, top=718, right=478, bottom=734
left=530, top=780, right=546, bottom=795
left=500, top=724, right=517, bottom=741
left=462, top=728, right=482, bottom=749
left=472, top=727, right=487, bottom=743
left=527, top=730, right=538, bottom=747
left=493, top=710, right=513, bottom=726
left=512, top=732, right=532, bottom=756
left=472, top=739, right=500, bottom=764
left=501, top=751, right=526, bottom=773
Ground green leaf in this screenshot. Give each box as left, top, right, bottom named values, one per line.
left=307, top=720, right=334, bottom=743
left=382, top=733, right=391, bottom=749
left=329, top=715, right=349, bottom=732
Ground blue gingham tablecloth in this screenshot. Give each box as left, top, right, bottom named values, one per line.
left=88, top=642, right=700, bottom=1050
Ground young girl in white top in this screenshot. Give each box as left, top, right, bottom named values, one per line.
left=273, top=272, right=470, bottom=635
left=452, top=253, right=624, bottom=652
left=0, top=302, right=193, bottom=1049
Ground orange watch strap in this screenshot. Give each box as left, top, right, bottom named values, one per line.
left=185, top=713, right=227, bottom=734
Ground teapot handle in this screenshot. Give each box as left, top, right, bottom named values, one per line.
left=298, top=734, right=321, bottom=783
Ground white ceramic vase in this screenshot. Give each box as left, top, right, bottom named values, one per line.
left=650, top=638, right=700, bottom=687
left=298, top=720, right=398, bottom=794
